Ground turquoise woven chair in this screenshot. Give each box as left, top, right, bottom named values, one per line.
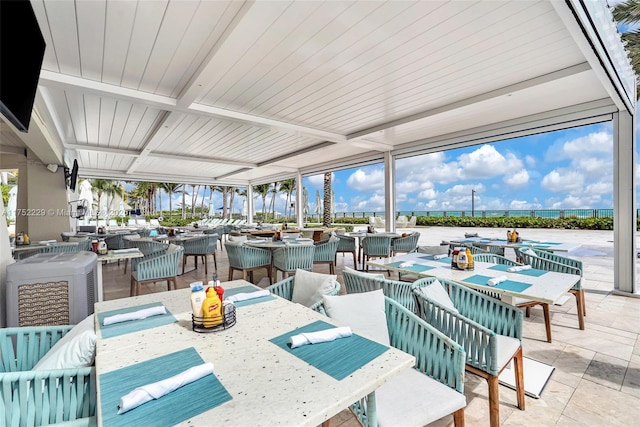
left=128, top=240, right=169, bottom=274
left=313, top=237, right=339, bottom=274
left=40, top=242, right=80, bottom=254
left=412, top=277, right=524, bottom=427
left=0, top=326, right=96, bottom=426
left=514, top=247, right=585, bottom=342
left=225, top=242, right=272, bottom=284
left=361, top=235, right=391, bottom=272
left=390, top=232, right=420, bottom=255
left=342, top=267, right=425, bottom=312
left=68, top=237, right=93, bottom=252
left=130, top=245, right=183, bottom=296
left=318, top=295, right=466, bottom=427
left=266, top=275, right=340, bottom=312
left=335, top=234, right=357, bottom=268
left=179, top=234, right=218, bottom=276
left=272, top=245, right=315, bottom=281
left=204, top=227, right=224, bottom=250
left=103, top=233, right=126, bottom=250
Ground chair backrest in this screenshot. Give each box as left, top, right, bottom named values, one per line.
left=69, top=236, right=92, bottom=251
left=225, top=243, right=271, bottom=269
left=335, top=234, right=356, bottom=251
left=40, top=243, right=80, bottom=254
left=313, top=237, right=339, bottom=262
left=104, top=233, right=125, bottom=250
left=135, top=245, right=184, bottom=281
left=342, top=268, right=422, bottom=312
left=391, top=232, right=420, bottom=253
left=273, top=245, right=315, bottom=272
left=267, top=275, right=341, bottom=312
left=516, top=248, right=582, bottom=289
left=362, top=235, right=391, bottom=257
left=472, top=253, right=520, bottom=266
left=181, top=234, right=218, bottom=254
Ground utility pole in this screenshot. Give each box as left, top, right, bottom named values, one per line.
left=471, top=189, right=476, bottom=217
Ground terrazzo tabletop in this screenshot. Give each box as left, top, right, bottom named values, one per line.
left=94, top=280, right=415, bottom=426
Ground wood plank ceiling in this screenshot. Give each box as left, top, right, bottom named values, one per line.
left=7, top=0, right=626, bottom=185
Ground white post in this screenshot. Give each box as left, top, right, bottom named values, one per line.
left=613, top=110, right=637, bottom=295
left=384, top=152, right=395, bottom=232
left=247, top=184, right=254, bottom=225
left=296, top=171, right=303, bottom=228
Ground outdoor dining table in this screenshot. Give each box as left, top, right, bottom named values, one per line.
left=93, top=280, right=415, bottom=427
left=96, top=248, right=143, bottom=301
left=449, top=236, right=581, bottom=253
left=367, top=252, right=581, bottom=306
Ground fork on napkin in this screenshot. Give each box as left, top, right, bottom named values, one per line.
left=118, top=363, right=214, bottom=414
left=507, top=265, right=532, bottom=272
left=289, top=326, right=352, bottom=349
left=224, top=289, right=270, bottom=303
left=487, top=276, right=508, bottom=286
left=103, top=306, right=167, bottom=326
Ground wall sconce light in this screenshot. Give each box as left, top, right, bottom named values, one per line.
left=47, top=164, right=59, bottom=173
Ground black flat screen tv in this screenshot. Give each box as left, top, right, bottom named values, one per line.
left=0, top=0, right=46, bottom=132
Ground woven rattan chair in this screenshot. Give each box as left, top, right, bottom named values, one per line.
left=130, top=244, right=183, bottom=296
left=412, top=277, right=524, bottom=427
left=179, top=234, right=218, bottom=275
left=391, top=231, right=420, bottom=255
left=514, top=247, right=585, bottom=342
left=272, top=244, right=315, bottom=281
left=335, top=234, right=357, bottom=268
left=313, top=237, right=339, bottom=274
left=0, top=326, right=96, bottom=426
left=39, top=242, right=80, bottom=254
left=225, top=242, right=272, bottom=284
left=342, top=267, right=424, bottom=312
left=319, top=294, right=466, bottom=427
left=266, top=275, right=340, bottom=312
left=361, top=234, right=391, bottom=272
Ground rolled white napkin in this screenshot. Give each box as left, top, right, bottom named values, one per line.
left=117, top=362, right=214, bottom=414
left=289, top=326, right=352, bottom=349
left=487, top=275, right=508, bottom=286
left=507, top=265, right=532, bottom=272
left=225, top=290, right=270, bottom=303
left=39, top=240, right=57, bottom=245
left=432, top=254, right=447, bottom=260
left=103, top=306, right=167, bottom=326
left=399, top=261, right=415, bottom=267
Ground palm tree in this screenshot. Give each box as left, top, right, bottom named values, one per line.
left=253, top=184, right=271, bottom=221
left=323, top=172, right=331, bottom=227
left=279, top=178, right=295, bottom=217
left=613, top=0, right=640, bottom=94
left=161, top=183, right=181, bottom=218
left=90, top=179, right=124, bottom=224
left=268, top=181, right=279, bottom=220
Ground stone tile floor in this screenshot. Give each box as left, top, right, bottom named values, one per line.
left=101, top=226, right=640, bottom=426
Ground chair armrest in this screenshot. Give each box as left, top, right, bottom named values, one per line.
left=386, top=297, right=465, bottom=393
left=437, top=278, right=523, bottom=340
left=0, top=326, right=74, bottom=372
left=266, top=276, right=295, bottom=301
left=0, top=367, right=96, bottom=424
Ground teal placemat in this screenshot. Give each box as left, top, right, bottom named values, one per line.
left=270, top=320, right=388, bottom=380
left=489, top=264, right=548, bottom=277
left=98, top=302, right=176, bottom=339
left=419, top=255, right=452, bottom=264
left=386, top=261, right=434, bottom=273
left=99, top=347, right=231, bottom=426
left=224, top=285, right=276, bottom=307
left=463, top=274, right=532, bottom=293
left=514, top=243, right=551, bottom=249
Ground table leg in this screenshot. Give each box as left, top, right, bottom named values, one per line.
left=366, top=391, right=378, bottom=427
left=97, top=261, right=104, bottom=302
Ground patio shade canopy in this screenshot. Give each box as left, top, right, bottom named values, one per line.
left=0, top=0, right=634, bottom=186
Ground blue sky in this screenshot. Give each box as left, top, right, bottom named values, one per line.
left=146, top=121, right=618, bottom=217
left=303, top=122, right=615, bottom=214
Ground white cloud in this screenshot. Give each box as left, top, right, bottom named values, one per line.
left=307, top=172, right=334, bottom=187
left=525, top=155, right=536, bottom=168
left=346, top=168, right=384, bottom=192
left=351, top=193, right=385, bottom=212
left=540, top=169, right=585, bottom=193
left=457, top=145, right=522, bottom=178
left=503, top=169, right=529, bottom=188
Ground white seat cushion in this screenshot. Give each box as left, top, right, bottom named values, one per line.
left=495, top=334, right=521, bottom=370
left=323, top=290, right=390, bottom=346
left=291, top=269, right=337, bottom=308
left=376, top=368, right=466, bottom=427
left=33, top=314, right=96, bottom=370
left=416, top=279, right=458, bottom=313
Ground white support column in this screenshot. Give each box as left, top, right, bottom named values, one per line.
left=613, top=110, right=637, bottom=295
left=247, top=184, right=254, bottom=225
left=384, top=152, right=395, bottom=232
left=296, top=171, right=304, bottom=228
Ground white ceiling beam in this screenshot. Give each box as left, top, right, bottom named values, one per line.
left=79, top=168, right=247, bottom=187
left=147, top=152, right=256, bottom=168
left=65, top=144, right=140, bottom=157
left=347, top=63, right=593, bottom=140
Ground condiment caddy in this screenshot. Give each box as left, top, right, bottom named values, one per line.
left=450, top=247, right=474, bottom=271
left=190, top=274, right=236, bottom=333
